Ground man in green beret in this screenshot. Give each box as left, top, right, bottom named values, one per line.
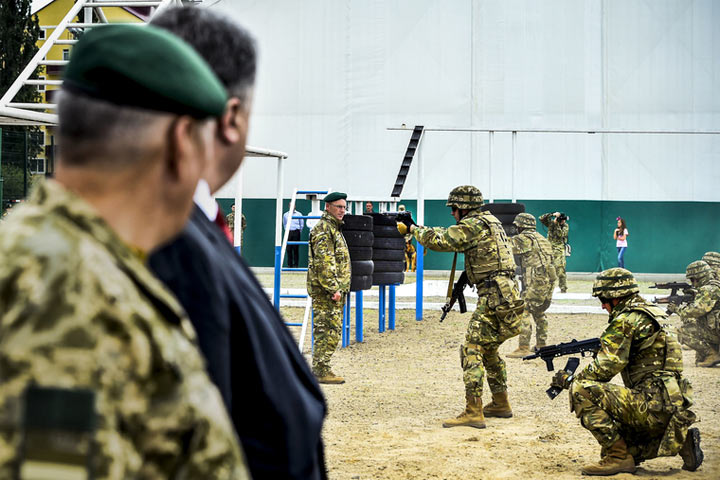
left=0, top=24, right=249, bottom=478
left=307, top=192, right=352, bottom=383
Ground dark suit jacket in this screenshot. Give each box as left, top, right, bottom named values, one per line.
left=149, top=205, right=327, bottom=479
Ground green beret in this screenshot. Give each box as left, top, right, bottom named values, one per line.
left=323, top=192, right=347, bottom=203
left=63, top=24, right=227, bottom=118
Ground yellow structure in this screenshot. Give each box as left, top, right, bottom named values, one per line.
left=31, top=0, right=146, bottom=174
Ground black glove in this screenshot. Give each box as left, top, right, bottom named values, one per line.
left=397, top=211, right=417, bottom=230
left=550, top=370, right=572, bottom=391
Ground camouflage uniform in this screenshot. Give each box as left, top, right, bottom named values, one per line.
left=567, top=269, right=696, bottom=469
left=539, top=212, right=569, bottom=292
left=307, top=210, right=351, bottom=376
left=674, top=261, right=720, bottom=365
left=241, top=213, right=247, bottom=246
left=510, top=213, right=556, bottom=348
left=413, top=187, right=523, bottom=400
left=0, top=181, right=248, bottom=479
left=226, top=210, right=234, bottom=233
left=702, top=251, right=720, bottom=280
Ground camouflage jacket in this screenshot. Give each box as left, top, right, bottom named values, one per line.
left=413, top=209, right=515, bottom=286
left=574, top=295, right=684, bottom=388
left=510, top=229, right=555, bottom=277
left=307, top=211, right=351, bottom=297
left=539, top=213, right=569, bottom=246
left=678, top=279, right=720, bottom=326
left=226, top=211, right=235, bottom=231
left=0, top=181, right=248, bottom=479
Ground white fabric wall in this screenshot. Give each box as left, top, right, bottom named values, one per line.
left=212, top=0, right=720, bottom=202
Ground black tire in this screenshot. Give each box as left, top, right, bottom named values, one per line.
left=373, top=260, right=404, bottom=273
left=350, top=274, right=373, bottom=291
left=351, top=260, right=374, bottom=276
left=342, top=230, right=374, bottom=247
left=368, top=213, right=397, bottom=226
left=493, top=213, right=520, bottom=225
left=373, top=237, right=405, bottom=250
left=342, top=214, right=373, bottom=231
left=373, top=224, right=403, bottom=238
left=372, top=248, right=405, bottom=261
left=349, top=246, right=372, bottom=261
left=481, top=202, right=525, bottom=215
left=372, top=271, right=405, bottom=285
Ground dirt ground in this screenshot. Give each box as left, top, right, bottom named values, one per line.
left=281, top=307, right=720, bottom=480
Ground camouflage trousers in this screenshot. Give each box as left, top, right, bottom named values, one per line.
left=677, top=317, right=720, bottom=358
left=518, top=268, right=554, bottom=346
left=570, top=376, right=695, bottom=461
left=462, top=279, right=523, bottom=397
left=551, top=243, right=566, bottom=291
left=311, top=292, right=345, bottom=376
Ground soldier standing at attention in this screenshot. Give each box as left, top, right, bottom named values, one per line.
left=0, top=25, right=249, bottom=477
left=226, top=204, right=235, bottom=234
left=507, top=213, right=557, bottom=357
left=668, top=260, right=720, bottom=367
left=540, top=211, right=569, bottom=293
left=398, top=185, right=524, bottom=428
left=702, top=251, right=720, bottom=279
left=307, top=192, right=351, bottom=384
left=550, top=268, right=701, bottom=476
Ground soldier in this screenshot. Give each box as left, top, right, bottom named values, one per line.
left=550, top=268, right=701, bottom=476
left=226, top=203, right=235, bottom=233
left=398, top=185, right=524, bottom=428
left=668, top=260, right=720, bottom=367
left=0, top=25, right=249, bottom=477
left=702, top=251, right=720, bottom=279
left=507, top=213, right=557, bottom=357
left=539, top=211, right=569, bottom=293
left=307, top=191, right=352, bottom=384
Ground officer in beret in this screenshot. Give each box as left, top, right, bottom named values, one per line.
left=0, top=25, right=249, bottom=478
left=307, top=192, right=352, bottom=384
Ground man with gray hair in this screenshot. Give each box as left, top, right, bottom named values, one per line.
left=148, top=7, right=327, bottom=479
left=0, top=24, right=249, bottom=477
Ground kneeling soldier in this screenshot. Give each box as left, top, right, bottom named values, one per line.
left=551, top=268, right=702, bottom=476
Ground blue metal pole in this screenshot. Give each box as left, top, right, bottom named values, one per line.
left=389, top=284, right=396, bottom=330
left=273, top=245, right=282, bottom=310
left=356, top=291, right=364, bottom=342
left=416, top=244, right=424, bottom=320
left=379, top=285, right=386, bottom=333
left=346, top=297, right=352, bottom=346
left=341, top=298, right=348, bottom=348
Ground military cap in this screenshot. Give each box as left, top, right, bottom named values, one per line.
left=323, top=192, right=347, bottom=203
left=702, top=252, right=720, bottom=267
left=513, top=212, right=536, bottom=229
left=63, top=24, right=227, bottom=118
left=686, top=260, right=711, bottom=279
left=592, top=268, right=639, bottom=299
left=446, top=185, right=483, bottom=209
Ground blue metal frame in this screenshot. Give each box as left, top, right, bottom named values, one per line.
left=389, top=284, right=396, bottom=330
left=416, top=244, right=424, bottom=320
left=356, top=291, right=363, bottom=342
left=378, top=285, right=386, bottom=333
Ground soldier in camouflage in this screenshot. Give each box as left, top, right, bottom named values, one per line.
left=539, top=211, right=569, bottom=293
left=668, top=260, right=720, bottom=367
left=226, top=204, right=235, bottom=232
left=551, top=268, right=701, bottom=476
left=307, top=192, right=352, bottom=384
left=399, top=185, right=524, bottom=428
left=0, top=25, right=249, bottom=478
left=507, top=213, right=557, bottom=357
left=702, top=251, right=720, bottom=279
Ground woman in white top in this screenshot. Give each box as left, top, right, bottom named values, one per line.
left=613, top=217, right=629, bottom=268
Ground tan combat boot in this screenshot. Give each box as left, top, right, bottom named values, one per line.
left=507, top=344, right=532, bottom=358
left=581, top=439, right=636, bottom=476
left=442, top=395, right=486, bottom=429
left=679, top=428, right=703, bottom=471
left=483, top=391, right=513, bottom=418
left=533, top=340, right=547, bottom=352
left=697, top=350, right=720, bottom=368
left=316, top=371, right=345, bottom=384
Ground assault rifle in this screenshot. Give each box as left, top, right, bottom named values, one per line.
left=523, top=337, right=601, bottom=399
left=650, top=282, right=695, bottom=306
left=440, top=271, right=469, bottom=322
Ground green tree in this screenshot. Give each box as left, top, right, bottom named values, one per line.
left=0, top=0, right=44, bottom=207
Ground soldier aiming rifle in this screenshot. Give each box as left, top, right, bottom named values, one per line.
left=650, top=281, right=695, bottom=306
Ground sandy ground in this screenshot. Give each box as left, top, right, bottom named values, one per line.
left=280, top=307, right=720, bottom=480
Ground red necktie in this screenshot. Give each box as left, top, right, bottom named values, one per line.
left=214, top=210, right=234, bottom=244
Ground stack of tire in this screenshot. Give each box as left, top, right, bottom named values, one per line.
left=342, top=215, right=374, bottom=291
left=369, top=213, right=405, bottom=286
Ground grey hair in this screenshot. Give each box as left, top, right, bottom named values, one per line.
left=56, top=90, right=173, bottom=167
left=151, top=7, right=257, bottom=106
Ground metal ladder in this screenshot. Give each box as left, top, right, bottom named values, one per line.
left=390, top=125, right=424, bottom=197
left=0, top=0, right=184, bottom=124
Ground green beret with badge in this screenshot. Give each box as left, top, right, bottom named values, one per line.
left=63, top=24, right=227, bottom=118
left=323, top=192, right=347, bottom=203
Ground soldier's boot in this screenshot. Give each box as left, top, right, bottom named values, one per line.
left=694, top=350, right=707, bottom=366
left=533, top=340, right=547, bottom=352
left=697, top=351, right=720, bottom=368
left=507, top=344, right=532, bottom=358
left=581, top=439, right=635, bottom=476
left=482, top=391, right=513, bottom=418
left=315, top=371, right=345, bottom=384
left=679, top=427, right=703, bottom=471
left=442, top=395, right=486, bottom=429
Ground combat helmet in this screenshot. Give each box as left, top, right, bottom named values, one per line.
left=702, top=251, right=720, bottom=268
left=513, top=212, right=536, bottom=230
left=592, top=268, right=639, bottom=299
left=446, top=185, right=483, bottom=210
left=686, top=260, right=712, bottom=284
